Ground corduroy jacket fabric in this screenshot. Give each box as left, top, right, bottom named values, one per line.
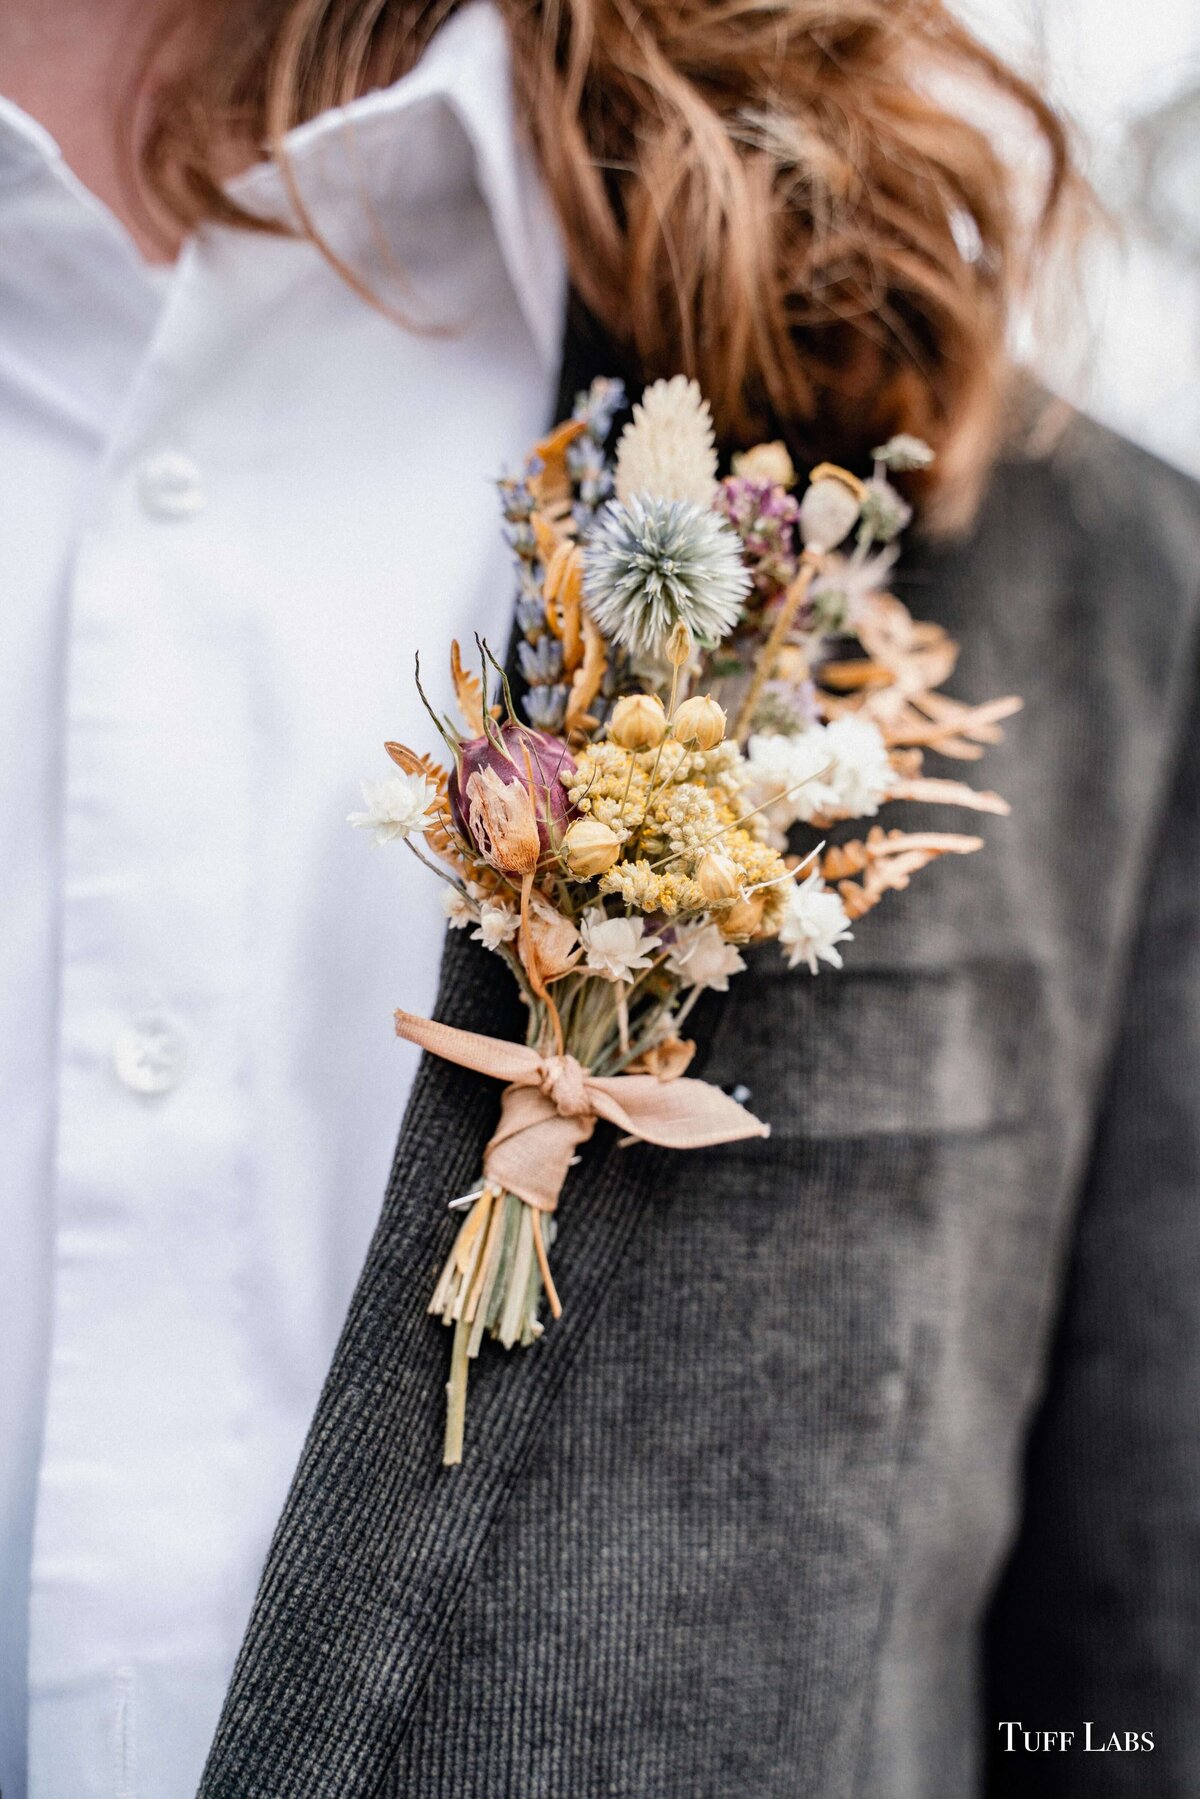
left=198, top=326, right=1200, bottom=1798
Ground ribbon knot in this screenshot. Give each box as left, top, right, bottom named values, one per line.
left=395, top=1008, right=769, bottom=1215
left=537, top=1053, right=590, bottom=1117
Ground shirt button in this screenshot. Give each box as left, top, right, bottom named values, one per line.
left=139, top=450, right=205, bottom=518
left=113, top=1013, right=189, bottom=1095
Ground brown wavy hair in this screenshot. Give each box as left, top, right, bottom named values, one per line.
left=139, top=0, right=1078, bottom=528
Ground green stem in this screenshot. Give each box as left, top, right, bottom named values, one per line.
left=443, top=1315, right=471, bottom=1467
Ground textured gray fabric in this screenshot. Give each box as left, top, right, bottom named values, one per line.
left=198, top=363, right=1200, bottom=1796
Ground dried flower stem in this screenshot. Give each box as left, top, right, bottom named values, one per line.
left=733, top=552, right=820, bottom=742
left=518, top=868, right=565, bottom=1055
left=532, top=1211, right=561, bottom=1318
left=444, top=1317, right=472, bottom=1467
left=630, top=659, right=684, bottom=852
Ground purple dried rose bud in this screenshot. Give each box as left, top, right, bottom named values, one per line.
left=449, top=723, right=577, bottom=874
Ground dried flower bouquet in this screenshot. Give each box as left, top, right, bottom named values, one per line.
left=351, top=376, right=1019, bottom=1464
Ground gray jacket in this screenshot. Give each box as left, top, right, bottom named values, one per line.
left=198, top=331, right=1200, bottom=1797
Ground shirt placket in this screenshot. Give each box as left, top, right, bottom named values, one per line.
left=28, top=253, right=257, bottom=1795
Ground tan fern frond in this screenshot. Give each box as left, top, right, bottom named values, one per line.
left=887, top=776, right=1011, bottom=815
left=853, top=591, right=959, bottom=698
left=449, top=639, right=494, bottom=738
left=823, top=826, right=984, bottom=919
left=384, top=742, right=445, bottom=782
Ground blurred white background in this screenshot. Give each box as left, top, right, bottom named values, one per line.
left=963, top=0, right=1200, bottom=476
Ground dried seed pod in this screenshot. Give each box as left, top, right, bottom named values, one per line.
left=731, top=441, right=796, bottom=488
left=449, top=723, right=576, bottom=869
left=798, top=476, right=862, bottom=553
left=672, top=694, right=727, bottom=750
left=666, top=620, right=693, bottom=668
left=463, top=764, right=541, bottom=876
left=695, top=851, right=741, bottom=905
left=609, top=693, right=668, bottom=750
left=561, top=818, right=623, bottom=877
left=719, top=893, right=766, bottom=939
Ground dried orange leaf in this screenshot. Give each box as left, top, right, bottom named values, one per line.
left=529, top=418, right=587, bottom=514
left=625, top=1037, right=697, bottom=1080
left=544, top=542, right=584, bottom=672
left=531, top=511, right=564, bottom=569
left=564, top=613, right=607, bottom=738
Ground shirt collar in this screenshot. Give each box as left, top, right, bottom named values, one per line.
left=0, top=3, right=565, bottom=372
left=0, top=96, right=66, bottom=187
left=230, top=2, right=565, bottom=371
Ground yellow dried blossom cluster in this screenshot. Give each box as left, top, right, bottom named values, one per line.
left=567, top=731, right=788, bottom=927
left=598, top=859, right=708, bottom=916
left=568, top=739, right=750, bottom=833
left=567, top=740, right=648, bottom=833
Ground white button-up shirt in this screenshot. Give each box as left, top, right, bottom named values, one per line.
left=0, top=9, right=564, bottom=1794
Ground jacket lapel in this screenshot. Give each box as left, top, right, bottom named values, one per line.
left=199, top=306, right=658, bottom=1798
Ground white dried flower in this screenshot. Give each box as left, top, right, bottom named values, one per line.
left=822, top=716, right=894, bottom=817
left=665, top=921, right=746, bottom=992
left=779, top=872, right=853, bottom=973
left=441, top=887, right=475, bottom=930
left=614, top=375, right=718, bottom=507
left=347, top=772, right=438, bottom=845
left=871, top=433, right=934, bottom=472
left=744, top=731, right=837, bottom=847
left=524, top=893, right=582, bottom=980
left=859, top=476, right=912, bottom=543
left=808, top=545, right=898, bottom=632
left=471, top=900, right=520, bottom=952
left=583, top=495, right=751, bottom=661
left=580, top=908, right=663, bottom=983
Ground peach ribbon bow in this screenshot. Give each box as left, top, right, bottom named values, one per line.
left=394, top=1009, right=770, bottom=1214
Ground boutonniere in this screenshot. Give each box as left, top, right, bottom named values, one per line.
left=352, top=376, right=1019, bottom=1464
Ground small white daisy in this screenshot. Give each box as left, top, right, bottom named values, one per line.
left=441, top=887, right=475, bottom=931
left=347, top=772, right=438, bottom=845
left=580, top=909, right=663, bottom=983
left=744, top=730, right=837, bottom=847
left=822, top=716, right=894, bottom=818
left=778, top=872, right=854, bottom=974
left=665, top=921, right=746, bottom=993
left=471, top=900, right=520, bottom=952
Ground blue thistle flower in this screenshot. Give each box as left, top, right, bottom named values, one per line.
left=582, top=495, right=751, bottom=661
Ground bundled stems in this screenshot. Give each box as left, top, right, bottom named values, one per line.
left=428, top=973, right=664, bottom=1464
left=433, top=1180, right=558, bottom=1465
